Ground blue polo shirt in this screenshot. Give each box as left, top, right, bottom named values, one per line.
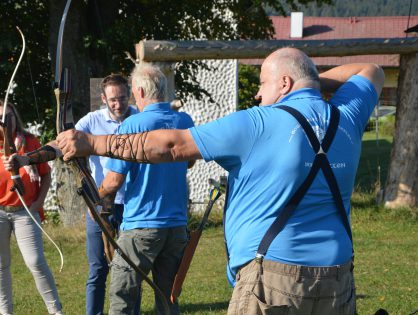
left=190, top=75, right=378, bottom=285
left=106, top=102, right=194, bottom=230
left=75, top=105, right=139, bottom=204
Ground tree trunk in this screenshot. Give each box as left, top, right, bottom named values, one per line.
left=49, top=1, right=95, bottom=225
left=383, top=53, right=418, bottom=208
left=54, top=159, right=86, bottom=226
left=49, top=0, right=91, bottom=118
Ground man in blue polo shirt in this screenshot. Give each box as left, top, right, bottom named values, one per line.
left=98, top=64, right=194, bottom=315
left=75, top=74, right=139, bottom=315
left=56, top=48, right=384, bottom=315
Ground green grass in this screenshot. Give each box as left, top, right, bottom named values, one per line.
left=351, top=193, right=418, bottom=314
left=9, top=204, right=418, bottom=315
left=9, top=129, right=418, bottom=315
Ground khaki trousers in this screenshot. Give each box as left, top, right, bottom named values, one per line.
left=228, top=259, right=355, bottom=315
left=109, top=226, right=188, bottom=315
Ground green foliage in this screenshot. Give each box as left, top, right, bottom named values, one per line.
left=44, top=211, right=61, bottom=226
left=0, top=1, right=55, bottom=140
left=1, top=0, right=328, bottom=139
left=378, top=115, right=396, bottom=138
left=367, top=114, right=396, bottom=138
left=238, top=64, right=260, bottom=110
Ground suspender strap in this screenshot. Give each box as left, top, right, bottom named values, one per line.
left=317, top=154, right=353, bottom=243
left=256, top=105, right=352, bottom=259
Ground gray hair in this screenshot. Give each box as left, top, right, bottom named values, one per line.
left=131, top=63, right=167, bottom=100
left=275, top=48, right=319, bottom=85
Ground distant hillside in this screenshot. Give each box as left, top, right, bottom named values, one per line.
left=303, top=0, right=417, bottom=17
left=268, top=0, right=418, bottom=17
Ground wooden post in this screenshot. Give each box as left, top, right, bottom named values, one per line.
left=90, top=78, right=103, bottom=111
left=136, top=38, right=418, bottom=62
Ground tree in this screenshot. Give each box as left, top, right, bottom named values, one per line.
left=1, top=0, right=332, bottom=225
left=383, top=53, right=418, bottom=208
left=2, top=0, right=332, bottom=136
left=0, top=1, right=54, bottom=143
left=238, top=64, right=260, bottom=110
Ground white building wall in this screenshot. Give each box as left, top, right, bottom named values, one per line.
left=181, top=59, right=238, bottom=210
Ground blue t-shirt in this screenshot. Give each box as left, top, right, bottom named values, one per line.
left=106, top=102, right=194, bottom=230
left=190, top=75, right=378, bottom=286
left=75, top=105, right=139, bottom=204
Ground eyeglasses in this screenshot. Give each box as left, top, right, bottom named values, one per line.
left=106, top=96, right=129, bottom=104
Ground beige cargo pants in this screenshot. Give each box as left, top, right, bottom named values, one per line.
left=227, top=259, right=355, bottom=315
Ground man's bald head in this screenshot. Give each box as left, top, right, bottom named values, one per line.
left=255, top=48, right=320, bottom=106
left=266, top=48, right=319, bottom=87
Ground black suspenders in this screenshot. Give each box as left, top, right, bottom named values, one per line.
left=256, top=104, right=353, bottom=261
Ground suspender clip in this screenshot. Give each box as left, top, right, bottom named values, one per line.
left=255, top=253, right=264, bottom=263
left=317, top=146, right=326, bottom=155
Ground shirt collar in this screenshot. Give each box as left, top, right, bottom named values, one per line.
left=279, top=88, right=322, bottom=104
left=142, top=102, right=170, bottom=113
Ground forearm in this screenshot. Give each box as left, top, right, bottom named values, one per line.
left=26, top=141, right=62, bottom=165
left=57, top=129, right=202, bottom=163
left=319, top=63, right=384, bottom=94
left=100, top=129, right=201, bottom=163
left=97, top=171, right=124, bottom=198
left=97, top=171, right=124, bottom=214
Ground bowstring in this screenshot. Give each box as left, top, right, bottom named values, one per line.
left=17, top=191, right=65, bottom=272
left=26, top=53, right=41, bottom=122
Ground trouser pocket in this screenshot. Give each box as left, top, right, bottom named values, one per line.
left=239, top=290, right=291, bottom=315
left=339, top=279, right=356, bottom=315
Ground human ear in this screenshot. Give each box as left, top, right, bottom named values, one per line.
left=101, top=93, right=107, bottom=104
left=280, top=75, right=293, bottom=94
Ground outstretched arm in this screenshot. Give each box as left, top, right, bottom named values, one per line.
left=320, top=63, right=385, bottom=95
left=56, top=129, right=202, bottom=163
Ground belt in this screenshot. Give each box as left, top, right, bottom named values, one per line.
left=0, top=205, right=24, bottom=212
left=237, top=258, right=354, bottom=282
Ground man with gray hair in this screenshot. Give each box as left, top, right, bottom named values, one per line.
left=97, top=63, right=194, bottom=314
left=57, top=47, right=384, bottom=314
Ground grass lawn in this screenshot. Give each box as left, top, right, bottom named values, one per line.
left=8, top=131, right=418, bottom=314
left=9, top=203, right=418, bottom=315
left=355, top=132, right=393, bottom=192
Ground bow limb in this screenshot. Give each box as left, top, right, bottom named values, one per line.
left=2, top=26, right=26, bottom=195
left=1, top=27, right=64, bottom=272
left=54, top=1, right=171, bottom=312
left=2, top=26, right=25, bottom=119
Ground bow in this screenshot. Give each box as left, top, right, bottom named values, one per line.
left=54, top=1, right=170, bottom=313
left=170, top=177, right=226, bottom=303
left=1, top=26, right=64, bottom=271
